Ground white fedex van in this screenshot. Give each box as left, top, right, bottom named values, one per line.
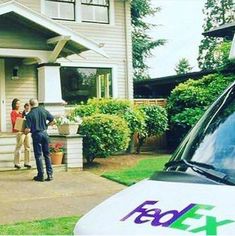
left=74, top=82, right=235, bottom=236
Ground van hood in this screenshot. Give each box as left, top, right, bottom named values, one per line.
left=74, top=179, right=235, bottom=235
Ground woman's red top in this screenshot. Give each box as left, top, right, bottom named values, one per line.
left=11, top=110, right=22, bottom=133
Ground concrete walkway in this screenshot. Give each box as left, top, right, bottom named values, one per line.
left=0, top=170, right=125, bottom=225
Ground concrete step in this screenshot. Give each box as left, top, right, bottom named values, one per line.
left=0, top=152, right=35, bottom=162
left=0, top=137, right=16, bottom=145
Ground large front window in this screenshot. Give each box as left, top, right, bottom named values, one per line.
left=81, top=0, right=109, bottom=24
left=60, top=67, right=112, bottom=104
left=44, top=0, right=75, bottom=21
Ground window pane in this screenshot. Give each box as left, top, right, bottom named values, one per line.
left=95, top=6, right=108, bottom=23
left=59, top=2, right=75, bottom=20
left=45, top=1, right=59, bottom=18
left=45, top=0, right=75, bottom=20
left=60, top=67, right=112, bottom=104
left=81, top=5, right=109, bottom=23
left=81, top=5, right=94, bottom=22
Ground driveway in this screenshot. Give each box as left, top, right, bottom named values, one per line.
left=0, top=170, right=125, bottom=225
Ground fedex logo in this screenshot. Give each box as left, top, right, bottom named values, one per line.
left=120, top=201, right=234, bottom=235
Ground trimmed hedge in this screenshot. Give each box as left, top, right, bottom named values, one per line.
left=79, top=114, right=130, bottom=163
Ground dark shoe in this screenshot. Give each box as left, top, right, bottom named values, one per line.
left=14, top=164, right=21, bottom=169
left=24, top=164, right=32, bottom=169
left=45, top=176, right=53, bottom=181
left=33, top=176, right=44, bottom=182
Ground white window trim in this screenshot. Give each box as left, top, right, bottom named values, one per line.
left=41, top=0, right=115, bottom=25
left=59, top=62, right=118, bottom=98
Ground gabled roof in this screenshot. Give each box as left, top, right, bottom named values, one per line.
left=0, top=0, right=108, bottom=58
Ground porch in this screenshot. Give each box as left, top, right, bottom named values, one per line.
left=0, top=132, right=83, bottom=171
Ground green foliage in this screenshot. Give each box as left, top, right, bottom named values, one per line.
left=139, top=104, right=168, bottom=137
left=167, top=73, right=235, bottom=146
left=175, top=58, right=193, bottom=75
left=122, top=108, right=146, bottom=135
left=136, top=104, right=168, bottom=153
left=75, top=98, right=145, bottom=135
left=80, top=114, right=131, bottom=163
left=213, top=41, right=233, bottom=69
left=131, top=0, right=166, bottom=80
left=72, top=104, right=97, bottom=117
left=87, top=98, right=131, bottom=114
left=198, top=0, right=234, bottom=70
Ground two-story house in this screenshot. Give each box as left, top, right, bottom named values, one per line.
left=0, top=0, right=133, bottom=132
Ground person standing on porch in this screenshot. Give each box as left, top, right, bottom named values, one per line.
left=11, top=98, right=31, bottom=169
left=25, top=98, right=54, bottom=182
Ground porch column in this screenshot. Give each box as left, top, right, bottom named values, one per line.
left=37, top=63, right=65, bottom=115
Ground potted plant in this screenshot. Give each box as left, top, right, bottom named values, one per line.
left=55, top=115, right=82, bottom=135
left=49, top=142, right=64, bottom=165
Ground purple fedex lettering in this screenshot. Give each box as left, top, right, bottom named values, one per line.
left=121, top=201, right=196, bottom=227
left=120, top=201, right=158, bottom=222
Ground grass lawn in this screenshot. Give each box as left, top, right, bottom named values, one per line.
left=102, top=155, right=170, bottom=186
left=0, top=216, right=79, bottom=235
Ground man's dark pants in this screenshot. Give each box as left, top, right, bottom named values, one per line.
left=32, top=131, right=53, bottom=178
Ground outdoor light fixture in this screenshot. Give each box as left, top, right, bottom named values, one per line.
left=12, top=66, right=19, bottom=80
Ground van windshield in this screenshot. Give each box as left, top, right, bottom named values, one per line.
left=169, top=84, right=235, bottom=179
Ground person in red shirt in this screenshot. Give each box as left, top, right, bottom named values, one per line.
left=11, top=98, right=31, bottom=169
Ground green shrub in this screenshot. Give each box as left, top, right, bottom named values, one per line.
left=87, top=98, right=132, bottom=114
left=122, top=108, right=146, bottom=135
left=72, top=104, right=97, bottom=117
left=79, top=114, right=130, bottom=163
left=139, top=104, right=168, bottom=136
left=136, top=104, right=168, bottom=153
left=167, top=73, right=235, bottom=147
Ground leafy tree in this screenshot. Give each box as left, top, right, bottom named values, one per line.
left=175, top=58, right=193, bottom=75
left=198, top=0, right=234, bottom=70
left=167, top=73, right=235, bottom=148
left=131, top=0, right=166, bottom=80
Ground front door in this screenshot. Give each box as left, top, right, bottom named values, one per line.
left=0, top=59, right=6, bottom=132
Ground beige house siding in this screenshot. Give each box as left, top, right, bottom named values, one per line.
left=0, top=0, right=133, bottom=99
left=5, top=59, right=37, bottom=131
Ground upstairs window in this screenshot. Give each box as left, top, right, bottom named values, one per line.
left=81, top=0, right=109, bottom=24
left=45, top=0, right=76, bottom=21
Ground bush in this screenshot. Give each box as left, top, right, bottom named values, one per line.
left=136, top=104, right=168, bottom=153
left=167, top=73, right=235, bottom=148
left=72, top=104, right=97, bottom=117
left=139, top=104, right=168, bottom=136
left=87, top=98, right=132, bottom=115
left=122, top=108, right=146, bottom=135
left=79, top=114, right=130, bottom=163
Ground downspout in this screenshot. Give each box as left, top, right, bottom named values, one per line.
left=123, top=0, right=132, bottom=99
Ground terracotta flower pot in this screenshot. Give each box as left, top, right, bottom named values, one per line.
left=50, top=152, right=64, bottom=165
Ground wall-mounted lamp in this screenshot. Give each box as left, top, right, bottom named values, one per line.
left=12, top=66, right=19, bottom=80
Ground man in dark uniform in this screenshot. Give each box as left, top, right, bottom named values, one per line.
left=25, top=98, right=54, bottom=182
